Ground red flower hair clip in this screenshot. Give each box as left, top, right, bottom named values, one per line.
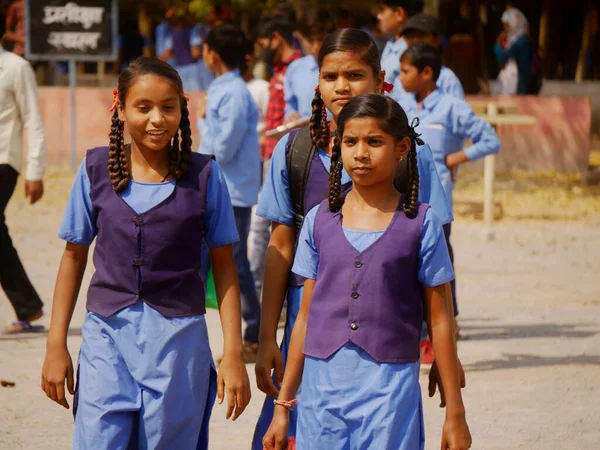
left=109, top=89, right=119, bottom=112
left=382, top=81, right=394, bottom=93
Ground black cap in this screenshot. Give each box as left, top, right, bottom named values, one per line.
left=403, top=13, right=439, bottom=35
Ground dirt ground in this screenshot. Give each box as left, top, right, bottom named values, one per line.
left=1, top=168, right=599, bottom=449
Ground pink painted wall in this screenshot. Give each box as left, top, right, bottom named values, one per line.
left=38, top=88, right=591, bottom=173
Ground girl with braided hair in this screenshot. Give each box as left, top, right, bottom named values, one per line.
left=252, top=28, right=456, bottom=449
left=263, top=93, right=471, bottom=450
left=41, top=56, right=250, bottom=449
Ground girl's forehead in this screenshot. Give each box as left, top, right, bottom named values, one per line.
left=125, top=74, right=180, bottom=103
left=343, top=117, right=385, bottom=134
left=321, top=51, right=374, bottom=72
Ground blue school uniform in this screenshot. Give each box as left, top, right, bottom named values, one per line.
left=390, top=66, right=465, bottom=100
left=251, top=130, right=452, bottom=448
left=291, top=203, right=454, bottom=449
left=197, top=69, right=261, bottom=209
left=190, top=23, right=215, bottom=91
left=284, top=55, right=319, bottom=119
left=59, top=159, right=238, bottom=449
left=381, top=37, right=408, bottom=84
left=155, top=21, right=175, bottom=67
left=396, top=89, right=500, bottom=211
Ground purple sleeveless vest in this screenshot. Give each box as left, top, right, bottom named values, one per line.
left=85, top=147, right=212, bottom=318
left=303, top=199, right=429, bottom=363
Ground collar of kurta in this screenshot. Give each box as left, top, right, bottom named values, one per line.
left=275, top=49, right=302, bottom=73
left=211, top=68, right=241, bottom=88
left=420, top=88, right=443, bottom=112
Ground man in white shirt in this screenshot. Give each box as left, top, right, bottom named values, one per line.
left=0, top=24, right=47, bottom=334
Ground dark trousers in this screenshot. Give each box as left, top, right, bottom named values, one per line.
left=0, top=165, right=44, bottom=321
left=443, top=223, right=458, bottom=317
left=233, top=207, right=261, bottom=343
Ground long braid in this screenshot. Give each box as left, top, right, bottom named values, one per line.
left=108, top=110, right=130, bottom=193
left=309, top=90, right=330, bottom=149
left=177, top=97, right=192, bottom=178
left=328, top=136, right=344, bottom=212
left=402, top=140, right=420, bottom=218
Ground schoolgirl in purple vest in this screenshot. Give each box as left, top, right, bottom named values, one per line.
left=40, top=57, right=250, bottom=450
left=252, top=29, right=456, bottom=448
left=263, top=94, right=471, bottom=450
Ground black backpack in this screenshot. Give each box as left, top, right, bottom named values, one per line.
left=286, top=126, right=410, bottom=231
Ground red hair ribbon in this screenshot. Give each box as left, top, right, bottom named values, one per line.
left=109, top=89, right=119, bottom=112
left=314, top=85, right=320, bottom=91
left=184, top=94, right=190, bottom=102
left=382, top=81, right=394, bottom=93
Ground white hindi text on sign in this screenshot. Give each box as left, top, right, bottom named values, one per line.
left=42, top=2, right=105, bottom=30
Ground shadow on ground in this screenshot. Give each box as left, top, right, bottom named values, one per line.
left=0, top=327, right=82, bottom=341
left=463, top=353, right=600, bottom=372
left=459, top=322, right=598, bottom=341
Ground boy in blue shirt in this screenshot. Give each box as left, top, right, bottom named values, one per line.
left=283, top=13, right=335, bottom=122
left=394, top=13, right=465, bottom=99
left=197, top=23, right=262, bottom=362
left=397, top=41, right=500, bottom=320
left=377, top=0, right=424, bottom=84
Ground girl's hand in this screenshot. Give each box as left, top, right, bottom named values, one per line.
left=255, top=340, right=284, bottom=398
left=217, top=353, right=251, bottom=421
left=429, top=358, right=467, bottom=408
left=262, top=407, right=290, bottom=449
left=442, top=415, right=472, bottom=450
left=41, top=344, right=74, bottom=409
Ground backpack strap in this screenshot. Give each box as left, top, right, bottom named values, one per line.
left=286, top=126, right=316, bottom=231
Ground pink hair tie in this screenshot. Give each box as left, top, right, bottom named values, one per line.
left=184, top=94, right=190, bottom=102
left=273, top=399, right=298, bottom=411
left=109, top=89, right=119, bottom=112
left=382, top=81, right=394, bottom=93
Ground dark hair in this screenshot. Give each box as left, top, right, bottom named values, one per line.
left=298, top=9, right=335, bottom=40
left=329, top=94, right=420, bottom=218
left=401, top=42, right=442, bottom=81
left=0, top=15, right=5, bottom=37
left=204, top=23, right=249, bottom=72
left=380, top=0, right=424, bottom=17
left=310, top=29, right=381, bottom=150
left=274, top=3, right=297, bottom=24
left=257, top=15, right=294, bottom=45
left=109, top=57, right=192, bottom=193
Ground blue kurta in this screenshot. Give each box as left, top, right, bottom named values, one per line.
left=396, top=89, right=501, bottom=211
left=60, top=158, right=238, bottom=449
left=289, top=204, right=454, bottom=449
left=381, top=37, right=409, bottom=84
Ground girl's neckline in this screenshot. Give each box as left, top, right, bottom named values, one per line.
left=130, top=179, right=176, bottom=186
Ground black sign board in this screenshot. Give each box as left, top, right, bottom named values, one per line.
left=25, top=0, right=117, bottom=61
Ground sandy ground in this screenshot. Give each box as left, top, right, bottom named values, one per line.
left=1, top=169, right=600, bottom=449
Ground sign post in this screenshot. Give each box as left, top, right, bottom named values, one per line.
left=24, top=0, right=118, bottom=171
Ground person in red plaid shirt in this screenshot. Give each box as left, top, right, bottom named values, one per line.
left=257, top=16, right=302, bottom=160
left=250, top=16, right=302, bottom=303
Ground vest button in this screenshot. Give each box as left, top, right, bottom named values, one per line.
left=133, top=259, right=142, bottom=266
left=132, top=216, right=140, bottom=223
left=351, top=291, right=359, bottom=299
left=354, top=261, right=363, bottom=268
left=350, top=322, right=358, bottom=331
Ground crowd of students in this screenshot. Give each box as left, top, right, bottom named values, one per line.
left=38, top=1, right=502, bottom=449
